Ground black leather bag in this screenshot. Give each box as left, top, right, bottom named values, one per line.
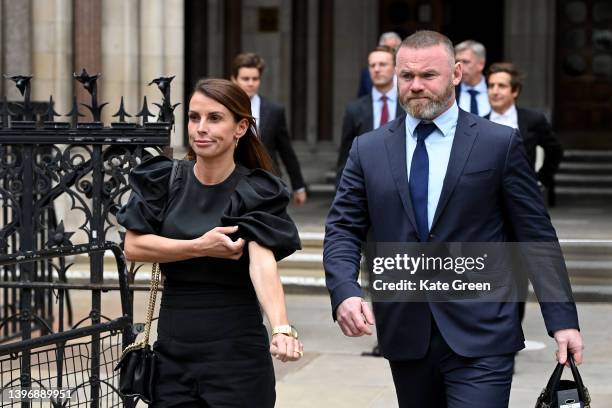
left=535, top=354, right=590, bottom=408
left=115, top=343, right=157, bottom=403
left=115, top=262, right=161, bottom=404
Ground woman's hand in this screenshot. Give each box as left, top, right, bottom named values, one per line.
left=193, top=226, right=245, bottom=259
left=270, top=333, right=304, bottom=362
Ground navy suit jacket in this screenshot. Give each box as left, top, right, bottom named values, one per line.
left=324, top=109, right=579, bottom=360
left=336, top=94, right=406, bottom=183
left=258, top=96, right=306, bottom=191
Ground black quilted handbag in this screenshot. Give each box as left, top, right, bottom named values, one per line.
left=535, top=354, right=590, bottom=408
left=115, top=262, right=161, bottom=404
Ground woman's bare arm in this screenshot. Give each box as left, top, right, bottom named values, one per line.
left=123, top=226, right=245, bottom=263
left=248, top=241, right=302, bottom=362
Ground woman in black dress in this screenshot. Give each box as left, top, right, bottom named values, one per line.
left=117, top=78, right=303, bottom=407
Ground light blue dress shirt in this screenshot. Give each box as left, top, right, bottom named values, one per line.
left=371, top=84, right=398, bottom=129
left=405, top=102, right=458, bottom=230
left=458, top=77, right=490, bottom=117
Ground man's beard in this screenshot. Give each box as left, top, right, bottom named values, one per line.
left=400, top=81, right=454, bottom=120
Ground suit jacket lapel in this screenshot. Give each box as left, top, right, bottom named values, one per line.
left=258, top=97, right=270, bottom=142
left=517, top=108, right=528, bottom=139
left=361, top=95, right=374, bottom=132
left=430, top=110, right=478, bottom=231
left=384, top=117, right=418, bottom=232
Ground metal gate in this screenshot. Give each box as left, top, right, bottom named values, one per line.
left=0, top=71, right=175, bottom=406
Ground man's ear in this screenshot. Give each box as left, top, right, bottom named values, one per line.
left=231, top=76, right=237, bottom=84
left=452, top=62, right=462, bottom=86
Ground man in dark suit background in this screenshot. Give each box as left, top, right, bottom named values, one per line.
left=337, top=45, right=406, bottom=184
left=454, top=40, right=491, bottom=117
left=324, top=31, right=583, bottom=407
left=357, top=32, right=402, bottom=98
left=231, top=53, right=307, bottom=205
left=486, top=62, right=563, bottom=206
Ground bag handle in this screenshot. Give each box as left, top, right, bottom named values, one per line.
left=538, top=354, right=590, bottom=407
left=121, top=159, right=178, bottom=355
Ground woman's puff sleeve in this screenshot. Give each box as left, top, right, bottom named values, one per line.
left=221, top=168, right=301, bottom=261
left=116, top=155, right=173, bottom=234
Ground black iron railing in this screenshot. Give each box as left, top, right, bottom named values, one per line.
left=0, top=71, right=175, bottom=406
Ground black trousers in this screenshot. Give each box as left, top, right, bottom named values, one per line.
left=152, top=304, right=275, bottom=408
left=389, top=320, right=514, bottom=408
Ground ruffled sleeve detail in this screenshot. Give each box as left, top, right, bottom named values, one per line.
left=221, top=168, right=301, bottom=261
left=116, top=155, right=174, bottom=234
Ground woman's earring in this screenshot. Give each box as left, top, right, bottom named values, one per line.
left=235, top=138, right=239, bottom=148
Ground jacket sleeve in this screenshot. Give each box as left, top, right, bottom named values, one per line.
left=501, top=129, right=579, bottom=335
left=273, top=106, right=306, bottom=191
left=336, top=106, right=357, bottom=186
left=534, top=113, right=563, bottom=187
left=324, top=137, right=371, bottom=318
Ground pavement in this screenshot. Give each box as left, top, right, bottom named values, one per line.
left=279, top=194, right=612, bottom=407
left=121, top=194, right=612, bottom=407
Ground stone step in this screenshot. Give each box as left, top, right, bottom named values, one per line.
left=555, top=186, right=612, bottom=196
left=558, top=161, right=612, bottom=173
left=555, top=174, right=612, bottom=184
left=563, top=149, right=612, bottom=162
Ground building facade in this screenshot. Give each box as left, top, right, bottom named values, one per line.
left=1, top=0, right=611, bottom=151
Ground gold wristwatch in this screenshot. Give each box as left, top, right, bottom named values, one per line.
left=271, top=325, right=299, bottom=339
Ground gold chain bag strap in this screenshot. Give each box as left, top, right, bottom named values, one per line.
left=115, top=159, right=179, bottom=404
left=114, top=262, right=161, bottom=404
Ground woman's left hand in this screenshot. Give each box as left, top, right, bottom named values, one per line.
left=270, top=334, right=304, bottom=362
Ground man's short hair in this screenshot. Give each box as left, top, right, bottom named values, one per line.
left=369, top=45, right=396, bottom=63
left=454, top=40, right=486, bottom=61
left=399, top=30, right=455, bottom=67
left=231, top=53, right=265, bottom=78
left=487, top=62, right=524, bottom=94
left=378, top=32, right=402, bottom=46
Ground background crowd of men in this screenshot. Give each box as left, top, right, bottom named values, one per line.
left=338, top=32, right=563, bottom=204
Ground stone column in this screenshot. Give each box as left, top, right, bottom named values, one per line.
left=139, top=0, right=184, bottom=148
left=74, top=0, right=102, bottom=122
left=306, top=0, right=319, bottom=145
left=504, top=0, right=556, bottom=116
left=31, top=0, right=72, bottom=117
left=207, top=0, right=225, bottom=78
left=2, top=0, right=33, bottom=100
left=101, top=0, right=140, bottom=124
left=163, top=0, right=184, bottom=148
left=332, top=0, right=377, bottom=144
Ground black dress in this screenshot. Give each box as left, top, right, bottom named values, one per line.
left=117, top=156, right=301, bottom=408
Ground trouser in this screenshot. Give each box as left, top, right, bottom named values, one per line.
left=389, top=319, right=514, bottom=408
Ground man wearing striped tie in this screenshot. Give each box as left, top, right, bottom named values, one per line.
left=454, top=40, right=491, bottom=117
left=336, top=45, right=406, bottom=185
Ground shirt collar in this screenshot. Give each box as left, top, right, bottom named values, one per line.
left=405, top=101, right=459, bottom=139
left=462, top=76, right=487, bottom=93
left=372, top=82, right=397, bottom=102
left=251, top=93, right=261, bottom=105
left=490, top=103, right=516, bottom=119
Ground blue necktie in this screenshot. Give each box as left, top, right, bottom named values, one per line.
left=467, top=89, right=479, bottom=115
left=409, top=122, right=437, bottom=242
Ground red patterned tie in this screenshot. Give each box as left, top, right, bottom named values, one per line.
left=380, top=95, right=389, bottom=127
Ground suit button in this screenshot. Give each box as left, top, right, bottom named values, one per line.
left=429, top=234, right=437, bottom=239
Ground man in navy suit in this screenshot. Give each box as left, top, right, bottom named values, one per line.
left=337, top=45, right=406, bottom=185
left=324, top=30, right=583, bottom=407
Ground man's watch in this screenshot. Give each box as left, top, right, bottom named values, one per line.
left=271, top=325, right=299, bottom=339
